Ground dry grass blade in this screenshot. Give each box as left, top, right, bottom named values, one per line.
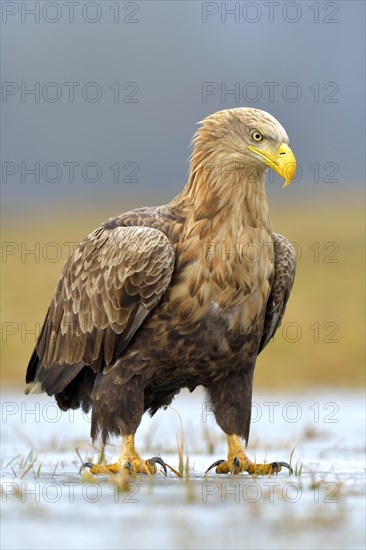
left=184, top=455, right=190, bottom=480
left=289, top=445, right=297, bottom=467
left=164, top=462, right=183, bottom=477
left=36, top=461, right=43, bottom=478
left=5, top=454, right=21, bottom=468
left=98, top=446, right=106, bottom=465
left=20, top=457, right=38, bottom=480
left=176, top=433, right=184, bottom=476
left=52, top=462, right=59, bottom=478
left=19, top=450, right=33, bottom=469
left=75, top=446, right=84, bottom=464
left=169, top=406, right=185, bottom=476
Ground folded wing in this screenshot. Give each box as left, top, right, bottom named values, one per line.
left=26, top=225, right=175, bottom=394
left=259, top=233, right=296, bottom=353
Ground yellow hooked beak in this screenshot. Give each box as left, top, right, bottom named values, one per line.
left=248, top=143, right=297, bottom=188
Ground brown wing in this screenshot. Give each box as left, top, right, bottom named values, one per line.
left=258, top=233, right=296, bottom=353
left=25, top=225, right=175, bottom=394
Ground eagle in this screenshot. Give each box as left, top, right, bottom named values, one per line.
left=26, top=108, right=297, bottom=476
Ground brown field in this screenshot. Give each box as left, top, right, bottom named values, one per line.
left=1, top=192, right=364, bottom=388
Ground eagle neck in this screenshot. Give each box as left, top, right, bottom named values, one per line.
left=171, top=160, right=272, bottom=241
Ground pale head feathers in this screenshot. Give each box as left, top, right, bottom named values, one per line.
left=181, top=108, right=289, bottom=216
left=191, top=107, right=289, bottom=167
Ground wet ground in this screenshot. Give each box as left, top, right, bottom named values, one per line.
left=1, top=388, right=365, bottom=549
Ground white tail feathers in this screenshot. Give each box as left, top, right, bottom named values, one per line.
left=24, top=381, right=43, bottom=395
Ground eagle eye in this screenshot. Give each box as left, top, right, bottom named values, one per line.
left=250, top=130, right=264, bottom=142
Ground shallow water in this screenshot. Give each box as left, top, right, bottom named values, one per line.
left=1, top=388, right=365, bottom=550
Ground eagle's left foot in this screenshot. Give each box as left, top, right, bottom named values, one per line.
left=205, top=457, right=293, bottom=475
left=80, top=456, right=167, bottom=476
left=205, top=434, right=293, bottom=476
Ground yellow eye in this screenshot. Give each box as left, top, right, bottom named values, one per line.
left=250, top=130, right=263, bottom=142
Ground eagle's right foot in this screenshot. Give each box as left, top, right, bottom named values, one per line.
left=80, top=456, right=167, bottom=476
left=80, top=434, right=167, bottom=476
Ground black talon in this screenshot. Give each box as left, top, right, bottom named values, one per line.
left=270, top=461, right=280, bottom=474
left=123, top=461, right=132, bottom=473
left=271, top=461, right=293, bottom=475
left=79, top=462, right=95, bottom=474
left=205, top=459, right=226, bottom=474
left=277, top=461, right=293, bottom=475
left=232, top=457, right=241, bottom=473
left=147, top=456, right=167, bottom=475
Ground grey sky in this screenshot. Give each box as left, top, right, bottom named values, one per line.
left=1, top=1, right=365, bottom=216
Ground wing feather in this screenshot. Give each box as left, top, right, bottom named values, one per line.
left=259, top=233, right=296, bottom=353
left=26, top=225, right=175, bottom=393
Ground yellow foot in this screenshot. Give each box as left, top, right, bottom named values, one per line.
left=205, top=457, right=293, bottom=476
left=80, top=456, right=167, bottom=476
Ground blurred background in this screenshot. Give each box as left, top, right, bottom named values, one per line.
left=1, top=0, right=365, bottom=388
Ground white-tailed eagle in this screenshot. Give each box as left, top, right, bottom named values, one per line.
left=26, top=108, right=297, bottom=476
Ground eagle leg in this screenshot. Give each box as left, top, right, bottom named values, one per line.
left=205, top=434, right=293, bottom=475
left=80, top=434, right=167, bottom=476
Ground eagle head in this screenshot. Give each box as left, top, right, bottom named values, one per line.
left=193, top=107, right=296, bottom=188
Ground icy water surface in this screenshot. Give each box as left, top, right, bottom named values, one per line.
left=1, top=388, right=365, bottom=550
